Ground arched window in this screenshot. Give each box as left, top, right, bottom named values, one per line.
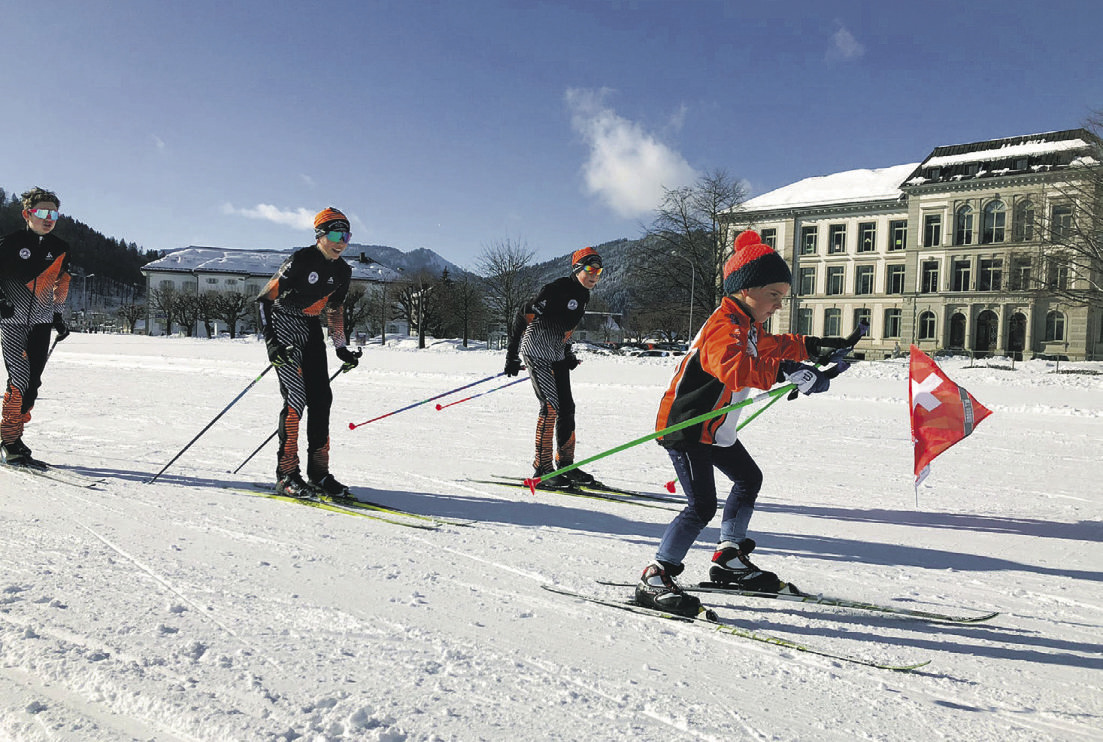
left=982, top=201, right=1006, bottom=243
left=1013, top=200, right=1035, bottom=241
left=918, top=311, right=937, bottom=340
left=955, top=205, right=974, bottom=245
left=1045, top=311, right=1065, bottom=342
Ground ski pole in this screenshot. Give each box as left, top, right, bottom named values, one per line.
left=348, top=372, right=506, bottom=430
left=147, top=364, right=274, bottom=484
left=435, top=377, right=528, bottom=411
left=525, top=383, right=797, bottom=493
left=231, top=367, right=345, bottom=475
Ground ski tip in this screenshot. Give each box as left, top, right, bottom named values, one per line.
left=523, top=477, right=539, bottom=494
left=664, top=480, right=677, bottom=493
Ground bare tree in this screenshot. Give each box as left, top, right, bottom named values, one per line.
left=476, top=238, right=539, bottom=331
left=640, top=169, right=748, bottom=338
left=148, top=285, right=181, bottom=336
left=116, top=303, right=145, bottom=333
left=210, top=290, right=254, bottom=338
left=340, top=286, right=374, bottom=343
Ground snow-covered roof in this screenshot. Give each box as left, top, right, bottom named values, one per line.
left=142, top=246, right=402, bottom=282
left=923, top=137, right=1091, bottom=168
left=738, top=164, right=916, bottom=212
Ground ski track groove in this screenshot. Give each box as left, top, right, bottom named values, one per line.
left=73, top=521, right=286, bottom=675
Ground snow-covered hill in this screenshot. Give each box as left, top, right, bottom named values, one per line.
left=0, top=334, right=1100, bottom=741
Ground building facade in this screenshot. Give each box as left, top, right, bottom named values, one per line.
left=723, top=129, right=1103, bottom=360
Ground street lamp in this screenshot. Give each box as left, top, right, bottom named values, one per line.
left=671, top=253, right=695, bottom=343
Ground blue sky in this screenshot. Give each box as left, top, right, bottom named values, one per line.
left=3, top=0, right=1101, bottom=268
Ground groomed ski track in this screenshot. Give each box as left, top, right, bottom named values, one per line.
left=0, top=334, right=1099, bottom=741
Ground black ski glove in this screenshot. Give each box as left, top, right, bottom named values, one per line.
left=805, top=321, right=868, bottom=363
left=779, top=360, right=830, bottom=399
left=336, top=346, right=361, bottom=371
left=52, top=312, right=70, bottom=341
left=0, top=298, right=14, bottom=319
left=564, top=352, right=580, bottom=370
left=504, top=355, right=522, bottom=377
left=266, top=337, right=295, bottom=368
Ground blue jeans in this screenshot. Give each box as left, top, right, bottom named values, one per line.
left=654, top=442, right=763, bottom=567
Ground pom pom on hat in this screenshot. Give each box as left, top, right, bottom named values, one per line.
left=723, top=230, right=792, bottom=295
left=571, top=246, right=602, bottom=271
left=313, top=206, right=350, bottom=237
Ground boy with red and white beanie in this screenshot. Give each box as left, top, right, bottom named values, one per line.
left=636, top=230, right=863, bottom=617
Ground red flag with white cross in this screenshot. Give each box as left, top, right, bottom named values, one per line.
left=909, top=345, right=992, bottom=485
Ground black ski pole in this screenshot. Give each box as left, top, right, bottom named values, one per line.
left=230, top=366, right=344, bottom=475
left=146, top=364, right=274, bottom=484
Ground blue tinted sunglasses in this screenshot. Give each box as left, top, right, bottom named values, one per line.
left=325, top=230, right=351, bottom=244
left=28, top=208, right=60, bottom=220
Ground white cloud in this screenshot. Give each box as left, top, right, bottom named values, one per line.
left=827, top=23, right=864, bottom=61
left=300, top=174, right=317, bottom=189
left=151, top=135, right=166, bottom=150
left=222, top=202, right=315, bottom=229
left=565, top=88, right=699, bottom=219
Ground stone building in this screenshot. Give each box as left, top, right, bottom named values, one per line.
left=722, top=129, right=1102, bottom=360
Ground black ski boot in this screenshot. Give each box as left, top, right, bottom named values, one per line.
left=532, top=466, right=571, bottom=491
left=560, top=467, right=597, bottom=486
left=310, top=473, right=354, bottom=502
left=634, top=561, right=701, bottom=617
left=0, top=439, right=45, bottom=470
left=275, top=471, right=311, bottom=498
left=709, top=538, right=783, bottom=593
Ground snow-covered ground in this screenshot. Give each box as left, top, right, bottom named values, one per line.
left=1, top=333, right=1100, bottom=741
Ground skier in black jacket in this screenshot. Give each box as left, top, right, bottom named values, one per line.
left=257, top=207, right=361, bottom=498
left=505, top=247, right=603, bottom=489
left=0, top=187, right=71, bottom=467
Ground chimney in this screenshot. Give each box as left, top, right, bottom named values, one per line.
left=359, top=252, right=369, bottom=264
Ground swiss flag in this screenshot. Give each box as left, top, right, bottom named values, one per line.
left=909, top=346, right=992, bottom=485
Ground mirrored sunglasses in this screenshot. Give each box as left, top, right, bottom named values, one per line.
left=582, top=263, right=603, bottom=276
left=28, top=208, right=60, bottom=220
left=326, top=230, right=351, bottom=244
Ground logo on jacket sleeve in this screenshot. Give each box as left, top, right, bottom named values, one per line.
left=19, top=248, right=31, bottom=260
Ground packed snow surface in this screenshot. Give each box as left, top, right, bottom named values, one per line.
left=1, top=334, right=1100, bottom=741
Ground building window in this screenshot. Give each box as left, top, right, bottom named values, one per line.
left=1051, top=205, right=1073, bottom=239
left=799, top=267, right=816, bottom=296
left=918, top=311, right=937, bottom=340
left=923, top=214, right=942, bottom=247
left=886, top=265, right=906, bottom=294
left=760, top=228, right=777, bottom=247
left=205, top=277, right=219, bottom=285
left=159, top=280, right=174, bottom=290
left=952, top=259, right=972, bottom=291
left=853, top=308, right=871, bottom=333
left=982, top=201, right=1006, bottom=244
left=797, top=307, right=813, bottom=335
left=889, top=220, right=907, bottom=251
left=884, top=308, right=902, bottom=338
left=954, top=205, right=974, bottom=245
left=824, top=308, right=842, bottom=336
left=855, top=265, right=875, bottom=295
left=1044, top=311, right=1065, bottom=342
left=978, top=259, right=1002, bottom=291
left=1009, top=258, right=1031, bottom=291
left=1047, top=260, right=1069, bottom=289
left=800, top=226, right=818, bottom=255
left=828, top=224, right=847, bottom=254
left=857, top=222, right=876, bottom=253
left=1013, top=200, right=1035, bottom=241
left=826, top=266, right=845, bottom=295
left=921, top=260, right=940, bottom=293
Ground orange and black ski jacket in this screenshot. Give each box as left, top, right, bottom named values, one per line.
left=655, top=296, right=808, bottom=450
left=0, top=229, right=71, bottom=326
left=256, top=246, right=352, bottom=349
